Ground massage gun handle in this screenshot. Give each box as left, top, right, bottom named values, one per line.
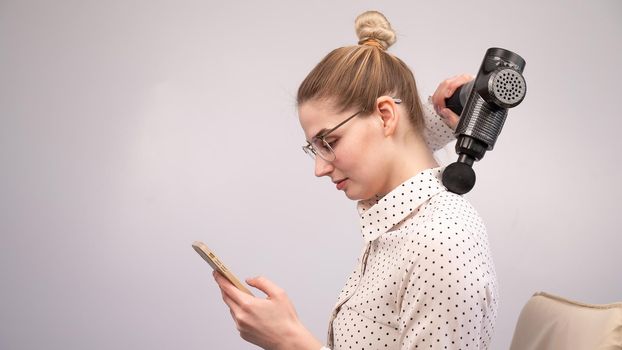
left=444, top=79, right=475, bottom=117
left=445, top=86, right=464, bottom=116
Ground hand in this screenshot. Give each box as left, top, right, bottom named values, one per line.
left=213, top=271, right=322, bottom=350
left=431, top=74, right=474, bottom=130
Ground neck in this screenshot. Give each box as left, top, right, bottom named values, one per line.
left=378, top=131, right=439, bottom=196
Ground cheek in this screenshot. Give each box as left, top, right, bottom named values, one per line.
left=335, top=130, right=386, bottom=185
left=333, top=138, right=369, bottom=173
left=335, top=153, right=383, bottom=201
left=345, top=127, right=385, bottom=171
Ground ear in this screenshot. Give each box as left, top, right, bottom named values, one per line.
left=375, top=96, right=400, bottom=137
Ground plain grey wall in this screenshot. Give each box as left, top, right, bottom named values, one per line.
left=1, top=0, right=621, bottom=349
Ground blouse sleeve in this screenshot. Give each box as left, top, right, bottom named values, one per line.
left=421, top=96, right=456, bottom=152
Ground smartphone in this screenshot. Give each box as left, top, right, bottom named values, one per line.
left=192, top=241, right=253, bottom=295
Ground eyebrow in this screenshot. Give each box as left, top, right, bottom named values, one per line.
left=307, top=110, right=362, bottom=142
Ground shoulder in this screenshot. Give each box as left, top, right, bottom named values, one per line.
left=397, top=191, right=488, bottom=258
left=422, top=191, right=485, bottom=233
left=396, top=191, right=496, bottom=293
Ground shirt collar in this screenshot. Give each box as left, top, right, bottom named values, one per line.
left=357, top=167, right=446, bottom=242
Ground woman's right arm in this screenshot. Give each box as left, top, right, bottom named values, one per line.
left=422, top=74, right=475, bottom=151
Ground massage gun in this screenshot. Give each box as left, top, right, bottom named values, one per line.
left=442, top=47, right=526, bottom=194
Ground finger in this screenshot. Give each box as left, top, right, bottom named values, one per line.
left=229, top=309, right=240, bottom=328
left=444, top=74, right=476, bottom=98
left=433, top=75, right=461, bottom=112
left=460, top=73, right=475, bottom=82
left=443, top=76, right=459, bottom=98
left=245, top=276, right=285, bottom=299
left=221, top=289, right=243, bottom=316
left=214, top=271, right=254, bottom=305
left=220, top=291, right=242, bottom=329
left=432, top=79, right=450, bottom=111
left=433, top=74, right=476, bottom=112
left=439, top=107, right=460, bottom=130
left=213, top=270, right=232, bottom=290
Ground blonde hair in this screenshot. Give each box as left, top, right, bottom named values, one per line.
left=297, top=10, right=424, bottom=130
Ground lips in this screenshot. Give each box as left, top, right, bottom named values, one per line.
left=334, top=178, right=348, bottom=190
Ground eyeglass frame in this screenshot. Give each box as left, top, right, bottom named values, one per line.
left=302, top=98, right=402, bottom=162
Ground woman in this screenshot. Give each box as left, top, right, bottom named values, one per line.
left=213, top=10, right=497, bottom=350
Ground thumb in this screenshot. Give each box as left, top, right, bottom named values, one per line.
left=440, top=108, right=460, bottom=130
left=246, top=276, right=284, bottom=298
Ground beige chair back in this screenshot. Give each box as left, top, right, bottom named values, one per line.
left=510, top=291, right=622, bottom=350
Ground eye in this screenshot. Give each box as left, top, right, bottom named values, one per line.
left=326, top=138, right=338, bottom=147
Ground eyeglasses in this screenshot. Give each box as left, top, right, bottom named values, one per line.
left=302, top=98, right=402, bottom=162
left=302, top=110, right=361, bottom=161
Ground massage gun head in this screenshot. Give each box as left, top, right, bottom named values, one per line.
left=442, top=47, right=527, bottom=195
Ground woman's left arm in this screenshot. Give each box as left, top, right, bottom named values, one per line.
left=396, top=214, right=497, bottom=350
left=213, top=271, right=324, bottom=350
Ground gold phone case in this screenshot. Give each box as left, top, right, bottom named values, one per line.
left=192, top=241, right=253, bottom=295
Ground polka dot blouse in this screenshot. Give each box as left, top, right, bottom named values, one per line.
left=322, top=100, right=498, bottom=350
left=421, top=96, right=456, bottom=153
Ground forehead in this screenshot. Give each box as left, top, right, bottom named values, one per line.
left=298, top=99, right=356, bottom=140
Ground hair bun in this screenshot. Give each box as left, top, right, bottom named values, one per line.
left=355, top=11, right=397, bottom=50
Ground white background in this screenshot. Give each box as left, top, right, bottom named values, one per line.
left=1, top=0, right=621, bottom=349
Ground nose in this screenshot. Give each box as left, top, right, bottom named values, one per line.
left=314, top=156, right=334, bottom=177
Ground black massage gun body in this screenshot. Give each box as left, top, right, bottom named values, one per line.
left=441, top=47, right=527, bottom=195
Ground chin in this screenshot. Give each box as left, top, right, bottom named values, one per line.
left=343, top=187, right=373, bottom=201
left=344, top=192, right=360, bottom=200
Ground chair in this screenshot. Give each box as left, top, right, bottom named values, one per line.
left=510, top=291, right=622, bottom=350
